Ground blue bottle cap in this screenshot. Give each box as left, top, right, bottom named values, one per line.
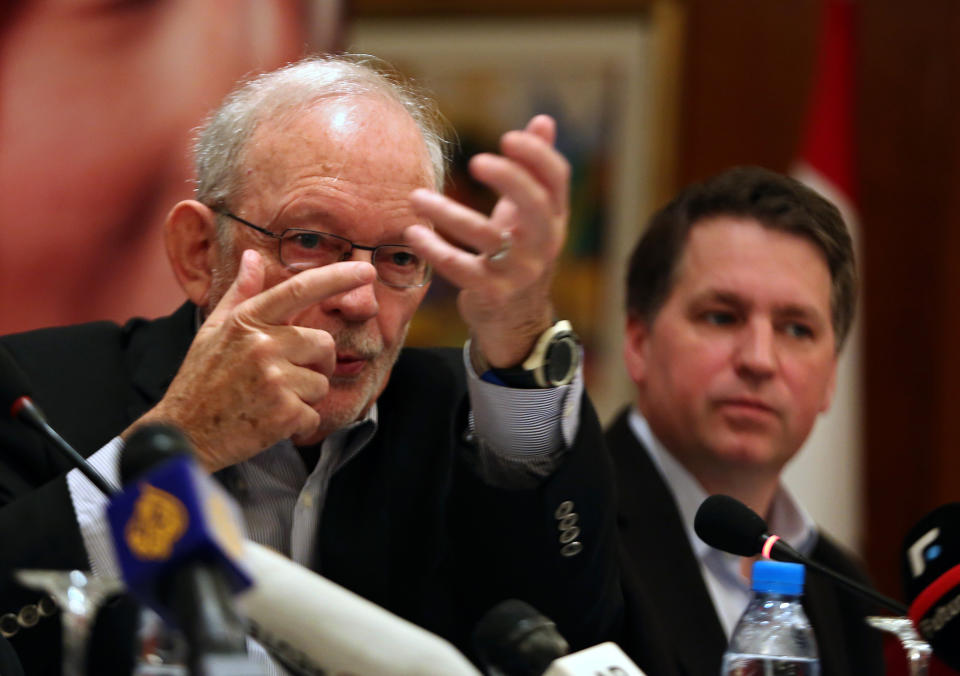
left=751, top=560, right=805, bottom=595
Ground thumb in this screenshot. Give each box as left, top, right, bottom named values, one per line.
left=204, top=249, right=265, bottom=326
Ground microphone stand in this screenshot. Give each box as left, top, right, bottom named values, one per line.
left=767, top=540, right=907, bottom=614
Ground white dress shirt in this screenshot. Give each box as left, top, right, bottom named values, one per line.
left=626, top=408, right=818, bottom=638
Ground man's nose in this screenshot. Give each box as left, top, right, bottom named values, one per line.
left=323, top=254, right=379, bottom=321
left=734, top=319, right=777, bottom=379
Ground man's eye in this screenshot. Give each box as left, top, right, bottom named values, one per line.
left=293, top=233, right=322, bottom=249
left=784, top=323, right=814, bottom=339
left=703, top=311, right=736, bottom=326
left=389, top=250, right=418, bottom=267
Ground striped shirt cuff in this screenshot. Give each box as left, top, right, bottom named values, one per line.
left=464, top=340, right=583, bottom=458
left=65, top=436, right=123, bottom=579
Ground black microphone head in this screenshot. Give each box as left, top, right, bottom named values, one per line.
left=694, top=494, right=769, bottom=557
left=472, top=599, right=569, bottom=676
left=901, top=503, right=960, bottom=671
left=120, top=423, right=195, bottom=485
left=0, top=344, right=32, bottom=417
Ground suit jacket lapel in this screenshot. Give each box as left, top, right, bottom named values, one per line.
left=609, top=408, right=728, bottom=676
left=317, top=348, right=459, bottom=621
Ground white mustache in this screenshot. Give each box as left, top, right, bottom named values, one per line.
left=332, top=330, right=383, bottom=360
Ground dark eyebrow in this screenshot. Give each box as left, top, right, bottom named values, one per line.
left=708, top=291, right=744, bottom=306
left=691, top=290, right=748, bottom=310
left=773, top=303, right=827, bottom=325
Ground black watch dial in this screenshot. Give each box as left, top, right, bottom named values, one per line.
left=545, top=335, right=578, bottom=385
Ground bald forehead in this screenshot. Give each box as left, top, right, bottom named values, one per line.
left=245, top=94, right=435, bottom=188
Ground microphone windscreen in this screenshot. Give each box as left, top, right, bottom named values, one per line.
left=901, top=503, right=960, bottom=671
left=120, top=423, right=194, bottom=485
left=694, top=494, right=768, bottom=557
left=472, top=599, right=569, bottom=676
left=241, top=541, right=480, bottom=676
left=0, top=345, right=32, bottom=416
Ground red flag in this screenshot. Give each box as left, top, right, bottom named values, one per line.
left=785, top=0, right=864, bottom=606
left=785, top=0, right=861, bottom=548
left=792, top=4, right=951, bottom=673
left=792, top=0, right=857, bottom=218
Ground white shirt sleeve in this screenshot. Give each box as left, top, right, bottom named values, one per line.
left=65, top=437, right=124, bottom=578
left=462, top=341, right=583, bottom=485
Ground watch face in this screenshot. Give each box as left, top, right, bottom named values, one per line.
left=545, top=335, right=578, bottom=385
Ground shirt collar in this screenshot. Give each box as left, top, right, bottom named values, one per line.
left=626, top=407, right=818, bottom=560
left=323, top=402, right=379, bottom=472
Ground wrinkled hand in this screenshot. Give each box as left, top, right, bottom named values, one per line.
left=405, top=114, right=569, bottom=368
left=127, top=249, right=376, bottom=471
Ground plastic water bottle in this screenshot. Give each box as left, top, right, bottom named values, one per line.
left=721, top=560, right=820, bottom=676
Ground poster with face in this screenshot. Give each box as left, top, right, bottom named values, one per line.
left=0, top=0, right=341, bottom=334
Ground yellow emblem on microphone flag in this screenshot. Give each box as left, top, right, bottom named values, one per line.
left=125, top=482, right=189, bottom=560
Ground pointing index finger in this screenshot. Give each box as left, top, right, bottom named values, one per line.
left=239, top=261, right=376, bottom=325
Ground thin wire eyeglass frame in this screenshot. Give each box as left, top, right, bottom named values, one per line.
left=213, top=208, right=431, bottom=289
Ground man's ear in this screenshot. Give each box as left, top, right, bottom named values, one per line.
left=623, top=315, right=651, bottom=387
left=164, top=200, right=218, bottom=307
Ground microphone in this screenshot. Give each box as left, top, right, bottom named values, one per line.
left=901, top=503, right=960, bottom=671
left=239, top=540, right=482, bottom=676
left=540, top=645, right=645, bottom=676
left=472, top=600, right=645, bottom=676
left=106, top=423, right=260, bottom=676
left=694, top=494, right=907, bottom=614
left=0, top=344, right=116, bottom=496
left=473, top=599, right=569, bottom=675
left=110, top=424, right=481, bottom=676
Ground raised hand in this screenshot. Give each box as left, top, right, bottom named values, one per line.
left=404, top=115, right=569, bottom=368
left=127, top=249, right=376, bottom=471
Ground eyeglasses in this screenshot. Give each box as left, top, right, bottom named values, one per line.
left=214, top=209, right=431, bottom=289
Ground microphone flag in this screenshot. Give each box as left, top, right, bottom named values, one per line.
left=106, top=455, right=252, bottom=625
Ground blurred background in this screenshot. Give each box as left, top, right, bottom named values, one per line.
left=2, top=0, right=957, bottom=601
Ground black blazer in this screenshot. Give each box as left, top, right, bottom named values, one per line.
left=0, top=303, right=622, bottom=674
left=0, top=635, right=23, bottom=676
left=607, top=408, right=884, bottom=676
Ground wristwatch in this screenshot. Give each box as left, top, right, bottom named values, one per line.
left=483, top=320, right=581, bottom=388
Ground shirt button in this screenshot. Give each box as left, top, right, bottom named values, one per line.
left=300, top=494, right=314, bottom=508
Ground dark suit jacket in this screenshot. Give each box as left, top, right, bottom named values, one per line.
left=0, top=635, right=23, bottom=676
left=0, top=303, right=621, bottom=675
left=607, top=408, right=884, bottom=676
